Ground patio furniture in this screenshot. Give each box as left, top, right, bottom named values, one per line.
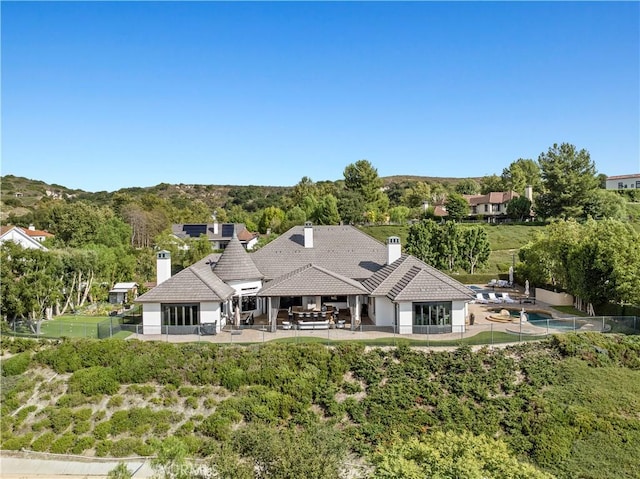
left=336, top=320, right=346, bottom=329
left=475, top=293, right=489, bottom=304
left=282, top=321, right=292, bottom=330
left=500, top=293, right=516, bottom=303
left=487, top=293, right=503, bottom=303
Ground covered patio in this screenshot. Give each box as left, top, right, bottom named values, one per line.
left=257, top=264, right=370, bottom=332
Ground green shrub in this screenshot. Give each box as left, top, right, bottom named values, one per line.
left=94, top=410, right=106, bottom=421
left=14, top=405, right=37, bottom=426
left=110, top=438, right=146, bottom=457
left=342, top=381, right=362, bottom=394
left=50, top=433, right=75, bottom=454
left=96, top=440, right=112, bottom=457
left=73, top=407, right=93, bottom=421
left=185, top=396, right=199, bottom=409
left=31, top=431, right=55, bottom=452
left=108, top=395, right=124, bottom=408
left=2, top=433, right=33, bottom=450
left=93, top=421, right=111, bottom=440
left=154, top=422, right=171, bottom=435
left=48, top=407, right=73, bottom=434
left=68, top=366, right=119, bottom=396
left=31, top=418, right=52, bottom=432
left=1, top=352, right=32, bottom=376
left=57, top=393, right=90, bottom=408
left=74, top=420, right=91, bottom=435
left=71, top=436, right=95, bottom=454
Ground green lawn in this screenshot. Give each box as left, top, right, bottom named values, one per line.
left=7, top=315, right=131, bottom=339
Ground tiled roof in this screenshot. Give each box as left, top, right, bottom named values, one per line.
left=251, top=225, right=387, bottom=280
left=463, top=191, right=519, bottom=206
left=212, top=233, right=263, bottom=281
left=362, top=254, right=474, bottom=302
left=136, top=261, right=235, bottom=303
left=24, top=228, right=53, bottom=238
left=257, top=263, right=368, bottom=297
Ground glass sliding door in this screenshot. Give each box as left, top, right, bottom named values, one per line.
left=413, top=302, right=452, bottom=334
left=161, top=303, right=200, bottom=334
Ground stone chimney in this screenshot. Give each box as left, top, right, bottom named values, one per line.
left=387, top=236, right=401, bottom=264
left=156, top=250, right=171, bottom=285
left=304, top=222, right=314, bottom=248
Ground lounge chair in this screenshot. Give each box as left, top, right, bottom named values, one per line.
left=487, top=293, right=503, bottom=303
left=475, top=293, right=489, bottom=304
left=501, top=293, right=516, bottom=303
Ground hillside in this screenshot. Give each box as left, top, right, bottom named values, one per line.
left=1, top=333, right=639, bottom=478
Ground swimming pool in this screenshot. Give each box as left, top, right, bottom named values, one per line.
left=491, top=309, right=578, bottom=331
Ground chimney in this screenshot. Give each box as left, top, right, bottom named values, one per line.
left=304, top=222, right=314, bottom=248
left=212, top=212, right=219, bottom=235
left=387, top=236, right=401, bottom=264
left=156, top=250, right=171, bottom=285
left=524, top=185, right=533, bottom=202
left=28, top=224, right=36, bottom=231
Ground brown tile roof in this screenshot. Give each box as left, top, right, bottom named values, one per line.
left=463, top=191, right=519, bottom=206
left=362, top=255, right=473, bottom=302
left=251, top=225, right=387, bottom=281
left=136, top=260, right=235, bottom=303
left=607, top=174, right=640, bottom=180
left=257, top=263, right=368, bottom=297
left=24, top=228, right=53, bottom=238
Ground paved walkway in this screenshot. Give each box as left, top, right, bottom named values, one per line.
left=0, top=452, right=154, bottom=478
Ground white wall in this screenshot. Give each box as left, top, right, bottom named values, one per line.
left=143, top=303, right=162, bottom=335
left=397, top=302, right=414, bottom=335
left=451, top=301, right=467, bottom=333
left=372, top=297, right=396, bottom=327
left=606, top=176, right=640, bottom=190
left=1, top=229, right=47, bottom=250
left=201, top=301, right=223, bottom=332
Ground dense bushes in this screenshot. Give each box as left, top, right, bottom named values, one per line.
left=2, top=335, right=639, bottom=478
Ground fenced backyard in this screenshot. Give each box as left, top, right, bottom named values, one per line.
left=6, top=315, right=636, bottom=347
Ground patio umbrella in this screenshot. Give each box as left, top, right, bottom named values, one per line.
left=508, top=266, right=514, bottom=285
left=235, top=307, right=241, bottom=328
left=524, top=279, right=530, bottom=297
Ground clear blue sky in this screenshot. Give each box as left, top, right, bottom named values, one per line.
left=2, top=1, right=639, bottom=193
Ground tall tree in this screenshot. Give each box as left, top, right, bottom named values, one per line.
left=310, top=194, right=341, bottom=225
left=506, top=196, right=533, bottom=221
left=480, top=174, right=505, bottom=194
left=444, top=193, right=469, bottom=221
left=455, top=178, right=480, bottom=195
left=459, top=226, right=491, bottom=274
left=344, top=160, right=388, bottom=221
left=405, top=219, right=440, bottom=266
left=501, top=158, right=541, bottom=194
left=535, top=143, right=599, bottom=219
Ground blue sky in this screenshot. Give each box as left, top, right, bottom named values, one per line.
left=2, top=1, right=639, bottom=193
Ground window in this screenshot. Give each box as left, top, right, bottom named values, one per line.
left=635, top=181, right=640, bottom=189
left=484, top=205, right=489, bottom=212
left=618, top=182, right=624, bottom=189
left=162, top=303, right=200, bottom=326
left=241, top=296, right=256, bottom=312
left=413, top=302, right=452, bottom=333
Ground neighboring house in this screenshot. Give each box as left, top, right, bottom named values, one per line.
left=463, top=191, right=520, bottom=217
left=171, top=220, right=258, bottom=250
left=23, top=224, right=54, bottom=243
left=605, top=174, right=640, bottom=190
left=136, top=223, right=474, bottom=335
left=0, top=225, right=51, bottom=251
left=108, top=282, right=139, bottom=305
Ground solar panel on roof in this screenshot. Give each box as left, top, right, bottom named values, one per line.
left=182, top=225, right=207, bottom=238
left=221, top=224, right=235, bottom=237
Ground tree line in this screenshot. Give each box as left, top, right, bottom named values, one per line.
left=1, top=142, right=638, bottom=321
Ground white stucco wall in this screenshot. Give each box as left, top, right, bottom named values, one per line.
left=1, top=229, right=47, bottom=250
left=451, top=301, right=468, bottom=333
left=142, top=303, right=162, bottom=335
left=201, top=301, right=223, bottom=332
left=372, top=297, right=396, bottom=327
left=397, top=302, right=414, bottom=335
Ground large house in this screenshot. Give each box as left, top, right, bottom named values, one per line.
left=0, top=225, right=53, bottom=251
left=463, top=191, right=520, bottom=217
left=171, top=220, right=258, bottom=250
left=605, top=174, right=640, bottom=191
left=136, top=223, right=474, bottom=335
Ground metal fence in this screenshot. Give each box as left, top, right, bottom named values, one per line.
left=5, top=316, right=638, bottom=346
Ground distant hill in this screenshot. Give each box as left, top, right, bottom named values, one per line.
left=0, top=174, right=481, bottom=221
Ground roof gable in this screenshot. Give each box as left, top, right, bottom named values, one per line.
left=258, top=263, right=368, bottom=297
left=136, top=262, right=234, bottom=303
left=363, top=255, right=474, bottom=302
